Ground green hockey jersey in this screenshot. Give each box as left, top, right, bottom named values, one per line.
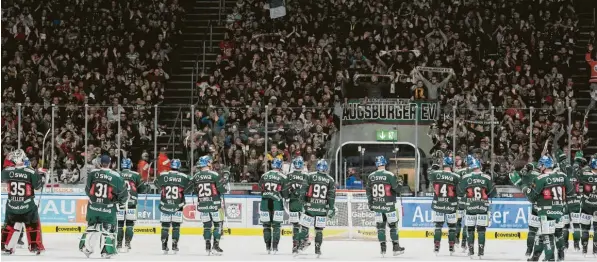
left=366, top=169, right=401, bottom=213
left=301, top=172, right=336, bottom=216
left=458, top=171, right=495, bottom=215
left=86, top=168, right=129, bottom=214
left=429, top=170, right=460, bottom=214
left=191, top=170, right=226, bottom=212
left=286, top=170, right=309, bottom=212
left=155, top=170, right=191, bottom=214
left=2, top=166, right=44, bottom=214
left=524, top=171, right=575, bottom=219
left=259, top=170, right=288, bottom=201
left=454, top=167, right=469, bottom=210
left=119, top=169, right=147, bottom=207
left=578, top=169, right=597, bottom=213
left=566, top=164, right=583, bottom=213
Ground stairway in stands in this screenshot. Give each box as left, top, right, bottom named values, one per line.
left=158, top=0, right=233, bottom=169
left=572, top=0, right=596, bottom=157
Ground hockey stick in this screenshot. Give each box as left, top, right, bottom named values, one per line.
left=142, top=162, right=153, bottom=212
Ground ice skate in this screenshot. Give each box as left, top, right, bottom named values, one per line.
left=392, top=241, right=405, bottom=256
left=29, top=244, right=42, bottom=255
left=2, top=245, right=14, bottom=255
left=205, top=240, right=212, bottom=255
left=434, top=241, right=440, bottom=255
left=315, top=243, right=322, bottom=258
left=449, top=242, right=455, bottom=255
left=172, top=239, right=179, bottom=254
left=525, top=247, right=533, bottom=257
left=478, top=244, right=484, bottom=259
left=211, top=240, right=223, bottom=256
left=101, top=252, right=113, bottom=259
left=468, top=244, right=475, bottom=258
left=380, top=242, right=387, bottom=257
left=265, top=241, right=272, bottom=254
left=573, top=241, right=580, bottom=251
left=461, top=240, right=468, bottom=253
left=292, top=241, right=300, bottom=256
left=161, top=240, right=169, bottom=255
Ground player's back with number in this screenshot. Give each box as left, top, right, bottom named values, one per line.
left=303, top=171, right=335, bottom=216
left=155, top=170, right=191, bottom=213
left=119, top=169, right=146, bottom=206
left=429, top=170, right=460, bottom=213
left=578, top=169, right=597, bottom=209
left=2, top=166, right=43, bottom=214
left=458, top=171, right=494, bottom=215
left=192, top=170, right=226, bottom=212
left=260, top=170, right=287, bottom=201
left=366, top=170, right=400, bottom=213
left=531, top=171, right=574, bottom=219
left=86, top=168, right=128, bottom=207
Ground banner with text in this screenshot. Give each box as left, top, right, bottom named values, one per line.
left=2, top=195, right=534, bottom=230
left=342, top=99, right=438, bottom=125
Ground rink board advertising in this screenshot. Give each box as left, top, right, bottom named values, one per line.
left=1, top=195, right=593, bottom=240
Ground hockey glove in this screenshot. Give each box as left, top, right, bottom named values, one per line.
left=327, top=207, right=336, bottom=218
left=509, top=171, right=522, bottom=187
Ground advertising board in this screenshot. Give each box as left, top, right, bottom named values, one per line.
left=1, top=194, right=593, bottom=240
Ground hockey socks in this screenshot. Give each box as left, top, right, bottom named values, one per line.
left=161, top=222, right=170, bottom=253
left=263, top=222, right=272, bottom=252
left=272, top=223, right=280, bottom=251
left=527, top=226, right=538, bottom=255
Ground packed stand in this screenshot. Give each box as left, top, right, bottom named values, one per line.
left=418, top=0, right=586, bottom=185
left=194, top=0, right=587, bottom=186
left=1, top=0, right=185, bottom=184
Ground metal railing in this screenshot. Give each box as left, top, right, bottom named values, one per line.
left=167, top=106, right=184, bottom=157
left=191, top=20, right=213, bottom=106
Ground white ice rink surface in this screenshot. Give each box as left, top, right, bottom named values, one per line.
left=2, top=234, right=595, bottom=261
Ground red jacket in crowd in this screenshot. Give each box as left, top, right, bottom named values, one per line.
left=137, top=159, right=153, bottom=181
left=157, top=153, right=171, bottom=175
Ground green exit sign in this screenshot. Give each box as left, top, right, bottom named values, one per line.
left=376, top=129, right=397, bottom=141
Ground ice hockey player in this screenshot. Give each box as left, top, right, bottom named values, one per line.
left=259, top=158, right=288, bottom=254
left=366, top=156, right=406, bottom=257
left=452, top=155, right=468, bottom=250
left=563, top=151, right=585, bottom=252
left=429, top=156, right=460, bottom=255
left=511, top=156, right=575, bottom=261
left=154, top=159, right=191, bottom=254
left=1, top=150, right=45, bottom=255
left=287, top=156, right=310, bottom=253
left=116, top=158, right=148, bottom=252
left=191, top=155, right=226, bottom=255
left=458, top=156, right=495, bottom=258
left=510, top=161, right=542, bottom=257
left=16, top=157, right=32, bottom=248
left=578, top=157, right=597, bottom=256
left=298, top=159, right=336, bottom=257
left=79, top=155, right=129, bottom=258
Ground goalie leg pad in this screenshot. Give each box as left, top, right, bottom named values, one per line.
left=3, top=223, right=22, bottom=252
left=100, top=227, right=117, bottom=256
left=80, top=224, right=101, bottom=254
left=25, top=220, right=45, bottom=252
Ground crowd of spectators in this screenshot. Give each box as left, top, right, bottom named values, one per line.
left=1, top=0, right=185, bottom=184
left=188, top=0, right=589, bottom=187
